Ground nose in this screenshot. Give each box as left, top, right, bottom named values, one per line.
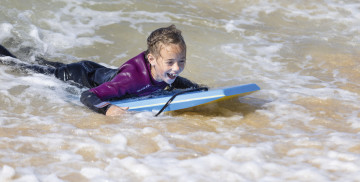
left=172, top=62, right=180, bottom=72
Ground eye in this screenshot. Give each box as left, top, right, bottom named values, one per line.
left=179, top=60, right=186, bottom=64
left=166, top=61, right=174, bottom=66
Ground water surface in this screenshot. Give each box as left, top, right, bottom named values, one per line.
left=1, top=0, right=360, bottom=181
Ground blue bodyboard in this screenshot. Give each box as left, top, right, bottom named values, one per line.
left=110, top=83, right=260, bottom=112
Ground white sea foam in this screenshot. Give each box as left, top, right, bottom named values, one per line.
left=1, top=0, right=360, bottom=181
left=0, top=23, right=13, bottom=43
left=80, top=167, right=107, bottom=180
left=0, top=165, right=15, bottom=181
left=110, top=133, right=128, bottom=150
left=347, top=111, right=360, bottom=129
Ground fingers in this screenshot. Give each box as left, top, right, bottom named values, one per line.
left=120, top=107, right=129, bottom=111
left=106, top=105, right=129, bottom=116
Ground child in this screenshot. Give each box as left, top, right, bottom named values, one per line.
left=0, top=25, right=201, bottom=116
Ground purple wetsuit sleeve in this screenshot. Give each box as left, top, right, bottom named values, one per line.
left=89, top=77, right=130, bottom=101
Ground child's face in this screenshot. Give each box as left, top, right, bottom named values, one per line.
left=148, top=44, right=186, bottom=84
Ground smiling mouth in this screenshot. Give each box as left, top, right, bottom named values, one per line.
left=167, top=73, right=177, bottom=79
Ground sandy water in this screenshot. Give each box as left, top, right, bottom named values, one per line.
left=1, top=0, right=360, bottom=181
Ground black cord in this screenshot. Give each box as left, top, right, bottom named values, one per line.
left=155, top=87, right=208, bottom=116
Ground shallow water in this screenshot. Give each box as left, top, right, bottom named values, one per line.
left=1, top=0, right=360, bottom=181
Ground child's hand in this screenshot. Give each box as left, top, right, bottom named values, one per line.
left=106, top=105, right=129, bottom=116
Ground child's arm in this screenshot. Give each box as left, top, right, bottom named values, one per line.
left=80, top=90, right=128, bottom=116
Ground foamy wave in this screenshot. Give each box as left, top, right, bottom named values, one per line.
left=1, top=0, right=360, bottom=181
left=0, top=23, right=13, bottom=42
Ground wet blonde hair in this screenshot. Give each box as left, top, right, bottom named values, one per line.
left=146, top=24, right=186, bottom=58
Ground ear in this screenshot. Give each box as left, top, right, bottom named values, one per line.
left=147, top=53, right=156, bottom=66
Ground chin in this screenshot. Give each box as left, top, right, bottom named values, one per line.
left=164, top=78, right=176, bottom=84
left=165, top=80, right=175, bottom=84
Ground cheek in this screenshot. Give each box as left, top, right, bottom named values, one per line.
left=163, top=65, right=172, bottom=72
left=159, top=65, right=171, bottom=75
left=179, top=64, right=185, bottom=71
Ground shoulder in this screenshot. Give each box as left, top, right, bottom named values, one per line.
left=117, top=52, right=149, bottom=74
left=111, top=52, right=154, bottom=90
left=112, top=51, right=146, bottom=76
left=122, top=52, right=147, bottom=67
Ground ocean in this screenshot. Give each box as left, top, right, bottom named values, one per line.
left=0, top=0, right=359, bottom=181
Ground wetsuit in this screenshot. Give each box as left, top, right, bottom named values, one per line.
left=0, top=45, right=200, bottom=114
